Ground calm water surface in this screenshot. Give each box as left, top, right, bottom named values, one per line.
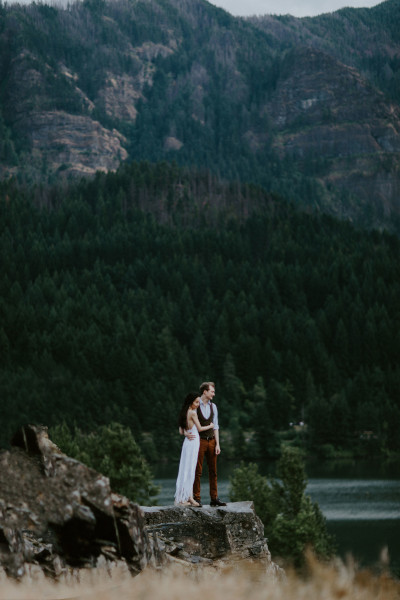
left=153, top=458, right=400, bottom=572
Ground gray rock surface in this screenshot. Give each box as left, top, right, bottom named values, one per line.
left=0, top=425, right=162, bottom=579
left=142, top=501, right=281, bottom=576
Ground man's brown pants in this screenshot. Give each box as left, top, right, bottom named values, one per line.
left=193, top=437, right=218, bottom=501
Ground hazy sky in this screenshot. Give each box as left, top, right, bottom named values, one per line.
left=209, top=0, right=383, bottom=18
left=6, top=0, right=385, bottom=17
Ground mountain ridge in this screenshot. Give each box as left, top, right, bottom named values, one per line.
left=1, top=0, right=400, bottom=231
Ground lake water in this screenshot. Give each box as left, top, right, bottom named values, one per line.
left=153, top=458, right=400, bottom=573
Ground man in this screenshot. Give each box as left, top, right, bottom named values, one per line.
left=185, top=381, right=226, bottom=507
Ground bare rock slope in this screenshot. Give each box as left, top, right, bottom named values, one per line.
left=0, top=425, right=280, bottom=581
left=0, top=425, right=159, bottom=579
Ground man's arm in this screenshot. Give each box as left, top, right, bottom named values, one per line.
left=212, top=403, right=221, bottom=454
left=179, top=426, right=196, bottom=440
left=214, top=428, right=221, bottom=455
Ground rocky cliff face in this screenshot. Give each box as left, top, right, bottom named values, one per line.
left=2, top=43, right=149, bottom=177
left=0, top=425, right=280, bottom=581
left=142, top=502, right=279, bottom=573
left=262, top=47, right=400, bottom=221
left=0, top=425, right=160, bottom=579
left=22, top=110, right=128, bottom=176
left=2, top=0, right=400, bottom=229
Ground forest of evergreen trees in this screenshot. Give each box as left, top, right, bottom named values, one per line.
left=1, top=161, right=399, bottom=462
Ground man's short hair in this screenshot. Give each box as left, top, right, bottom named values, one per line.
left=200, top=381, right=215, bottom=395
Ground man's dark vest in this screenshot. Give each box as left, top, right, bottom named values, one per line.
left=197, top=403, right=214, bottom=439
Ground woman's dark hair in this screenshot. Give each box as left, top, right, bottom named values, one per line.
left=178, top=392, right=199, bottom=430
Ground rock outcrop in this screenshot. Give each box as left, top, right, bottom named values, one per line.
left=142, top=502, right=281, bottom=576
left=0, top=425, right=161, bottom=579
left=25, top=111, right=128, bottom=176
left=0, top=425, right=280, bottom=581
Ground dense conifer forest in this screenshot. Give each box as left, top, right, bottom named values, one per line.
left=1, top=161, right=399, bottom=462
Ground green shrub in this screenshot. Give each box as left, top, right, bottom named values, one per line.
left=50, top=422, right=159, bottom=505
left=229, top=447, right=335, bottom=567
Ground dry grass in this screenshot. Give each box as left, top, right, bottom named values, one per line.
left=0, top=555, right=399, bottom=600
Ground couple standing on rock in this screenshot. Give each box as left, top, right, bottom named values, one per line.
left=174, top=381, right=227, bottom=508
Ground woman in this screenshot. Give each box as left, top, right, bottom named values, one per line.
left=174, top=392, right=214, bottom=506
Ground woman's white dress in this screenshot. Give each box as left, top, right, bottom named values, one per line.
left=174, top=424, right=199, bottom=504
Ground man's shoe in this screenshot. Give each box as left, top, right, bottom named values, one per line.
left=210, top=497, right=227, bottom=507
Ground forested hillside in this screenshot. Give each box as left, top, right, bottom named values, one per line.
left=1, top=162, right=399, bottom=460
left=250, top=0, right=400, bottom=106
left=1, top=0, right=400, bottom=232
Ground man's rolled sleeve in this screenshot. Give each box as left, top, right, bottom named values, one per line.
left=212, top=403, right=219, bottom=430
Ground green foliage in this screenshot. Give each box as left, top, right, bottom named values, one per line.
left=0, top=113, right=18, bottom=165
left=229, top=462, right=276, bottom=528
left=50, top=422, right=160, bottom=505
left=269, top=495, right=334, bottom=568
left=275, top=446, right=307, bottom=517
left=229, top=448, right=335, bottom=567
left=0, top=161, right=400, bottom=463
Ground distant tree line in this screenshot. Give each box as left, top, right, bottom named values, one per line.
left=0, top=161, right=399, bottom=462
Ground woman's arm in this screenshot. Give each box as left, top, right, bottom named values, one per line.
left=192, top=412, right=214, bottom=432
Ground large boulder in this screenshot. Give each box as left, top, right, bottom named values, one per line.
left=142, top=502, right=281, bottom=576
left=0, top=425, right=162, bottom=579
